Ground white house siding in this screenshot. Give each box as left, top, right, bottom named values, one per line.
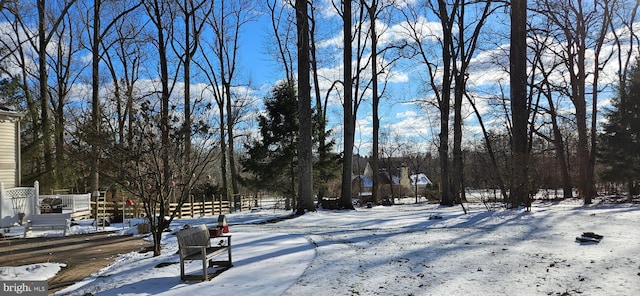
left=0, top=119, right=17, bottom=188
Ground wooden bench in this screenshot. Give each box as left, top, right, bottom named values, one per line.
left=24, top=213, right=71, bottom=238
left=176, top=224, right=232, bottom=281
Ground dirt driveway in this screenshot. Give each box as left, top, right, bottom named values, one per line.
left=0, top=232, right=152, bottom=293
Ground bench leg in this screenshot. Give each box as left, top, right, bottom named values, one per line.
left=180, top=258, right=185, bottom=281
left=23, top=224, right=31, bottom=238
left=64, top=220, right=70, bottom=236
left=202, top=258, right=207, bottom=280
left=227, top=236, right=232, bottom=266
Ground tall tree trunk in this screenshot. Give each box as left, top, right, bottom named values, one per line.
left=296, top=0, right=314, bottom=214
left=183, top=0, right=192, bottom=166
left=310, top=8, right=328, bottom=203
left=574, top=24, right=589, bottom=203
left=38, top=0, right=54, bottom=187
left=226, top=82, right=239, bottom=198
left=510, top=0, right=530, bottom=208
left=216, top=2, right=231, bottom=200
left=219, top=101, right=228, bottom=199
left=340, top=0, right=355, bottom=210
left=15, top=30, right=39, bottom=183
left=437, top=0, right=453, bottom=206
left=585, top=1, right=612, bottom=205
left=452, top=1, right=463, bottom=205
left=547, top=95, right=573, bottom=199
left=453, top=72, right=463, bottom=204
left=367, top=1, right=380, bottom=205
left=91, top=0, right=101, bottom=198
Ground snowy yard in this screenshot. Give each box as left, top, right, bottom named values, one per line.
left=2, top=198, right=639, bottom=296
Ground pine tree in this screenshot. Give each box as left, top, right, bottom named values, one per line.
left=242, top=81, right=299, bottom=210
left=599, top=59, right=640, bottom=195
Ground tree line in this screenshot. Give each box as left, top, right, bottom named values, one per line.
left=1, top=0, right=639, bottom=255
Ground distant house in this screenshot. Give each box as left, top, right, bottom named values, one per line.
left=0, top=106, right=22, bottom=188
left=353, top=163, right=432, bottom=201
left=408, top=173, right=432, bottom=196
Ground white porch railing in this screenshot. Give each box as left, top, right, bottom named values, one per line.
left=1, top=181, right=93, bottom=227
left=38, top=193, right=91, bottom=213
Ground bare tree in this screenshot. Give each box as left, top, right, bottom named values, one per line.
left=357, top=0, right=406, bottom=205
left=1, top=2, right=42, bottom=185
left=118, top=97, right=219, bottom=256
left=527, top=24, right=573, bottom=199
left=49, top=5, right=87, bottom=188
left=400, top=0, right=497, bottom=206
left=610, top=0, right=640, bottom=86
left=172, top=0, right=213, bottom=168
left=196, top=0, right=255, bottom=206
left=11, top=0, right=79, bottom=190
left=265, top=0, right=295, bottom=83
left=141, top=0, right=181, bottom=255
left=83, top=0, right=143, bottom=199
left=535, top=0, right=616, bottom=204
left=99, top=3, right=147, bottom=152
left=450, top=0, right=498, bottom=205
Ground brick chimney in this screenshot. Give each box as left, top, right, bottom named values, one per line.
left=400, top=164, right=410, bottom=189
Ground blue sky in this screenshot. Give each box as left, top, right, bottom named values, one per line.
left=233, top=3, right=433, bottom=156
left=2, top=0, right=636, bottom=158
left=233, top=2, right=503, bottom=156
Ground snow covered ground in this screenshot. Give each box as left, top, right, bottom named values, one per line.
left=1, top=197, right=639, bottom=296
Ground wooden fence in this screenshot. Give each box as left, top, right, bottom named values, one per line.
left=92, top=199, right=231, bottom=220
left=169, top=200, right=231, bottom=218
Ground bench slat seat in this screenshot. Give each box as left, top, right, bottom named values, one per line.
left=182, top=246, right=228, bottom=261
left=176, top=224, right=232, bottom=281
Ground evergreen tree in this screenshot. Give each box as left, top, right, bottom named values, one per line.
left=242, top=81, right=300, bottom=210
left=599, top=59, right=640, bottom=195
left=0, top=77, right=23, bottom=109
left=313, top=119, right=340, bottom=203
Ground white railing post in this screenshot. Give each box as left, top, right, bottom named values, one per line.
left=34, top=181, right=40, bottom=214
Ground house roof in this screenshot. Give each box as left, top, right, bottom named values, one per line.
left=410, top=173, right=432, bottom=185
left=355, top=172, right=407, bottom=187
left=0, top=106, right=23, bottom=121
